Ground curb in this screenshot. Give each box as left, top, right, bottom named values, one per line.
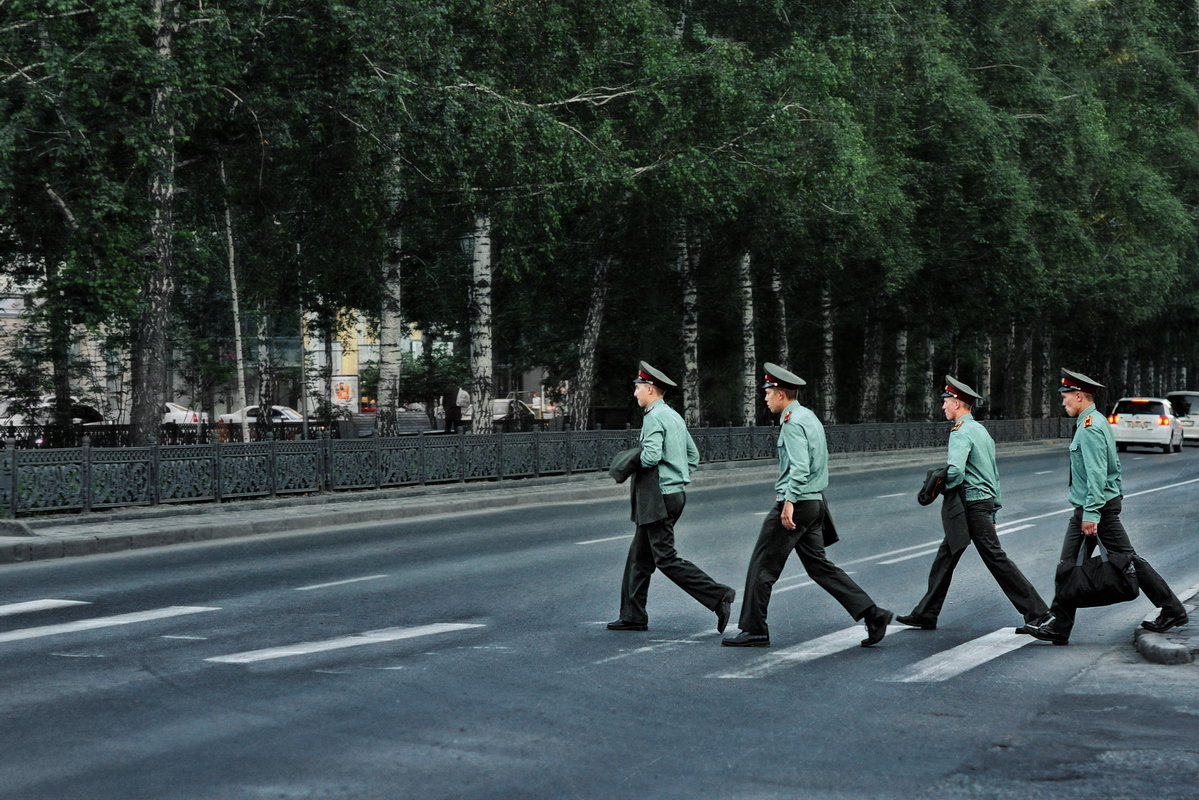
left=1133, top=583, right=1199, bottom=666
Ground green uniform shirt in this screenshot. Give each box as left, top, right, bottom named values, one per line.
left=945, top=413, right=1002, bottom=509
left=775, top=400, right=829, bottom=502
left=1068, top=403, right=1122, bottom=522
left=639, top=399, right=699, bottom=495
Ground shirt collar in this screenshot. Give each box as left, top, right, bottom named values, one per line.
left=644, top=399, right=663, bottom=414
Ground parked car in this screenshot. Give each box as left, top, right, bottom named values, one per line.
left=0, top=397, right=103, bottom=426
left=1107, top=397, right=1184, bottom=453
left=1165, top=391, right=1199, bottom=444
left=217, top=405, right=304, bottom=424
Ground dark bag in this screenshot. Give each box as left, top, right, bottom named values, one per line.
left=1054, top=538, right=1140, bottom=608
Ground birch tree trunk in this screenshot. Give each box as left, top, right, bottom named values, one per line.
left=220, top=161, right=249, bottom=442
left=256, top=311, right=273, bottom=423
left=737, top=251, right=756, bottom=426
left=922, top=336, right=935, bottom=420
left=979, top=335, right=992, bottom=413
left=377, top=221, right=404, bottom=423
left=130, top=0, right=179, bottom=446
left=572, top=255, right=610, bottom=430
left=467, top=213, right=494, bottom=434
left=891, top=325, right=908, bottom=422
left=677, top=220, right=701, bottom=426
left=1039, top=326, right=1052, bottom=418
left=819, top=279, right=836, bottom=423
left=770, top=262, right=788, bottom=366
left=1020, top=329, right=1033, bottom=419
left=858, top=301, right=882, bottom=423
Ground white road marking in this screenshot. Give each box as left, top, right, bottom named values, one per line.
left=876, top=492, right=906, bottom=498
left=1124, top=477, right=1199, bottom=499
left=0, top=599, right=90, bottom=617
left=881, top=628, right=1037, bottom=683
left=880, top=549, right=939, bottom=565
left=711, top=625, right=910, bottom=679
left=997, top=523, right=1034, bottom=535
left=161, top=635, right=208, bottom=640
left=576, top=535, right=631, bottom=545
left=206, top=622, right=485, bottom=664
left=0, top=606, right=219, bottom=644
left=295, top=574, right=388, bottom=592
left=774, top=572, right=857, bottom=594
left=593, top=629, right=717, bottom=665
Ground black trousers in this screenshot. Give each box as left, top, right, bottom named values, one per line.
left=619, top=492, right=730, bottom=624
left=737, top=499, right=874, bottom=636
left=910, top=498, right=1048, bottom=623
left=1049, top=497, right=1184, bottom=633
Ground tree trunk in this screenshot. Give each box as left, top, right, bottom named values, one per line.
left=738, top=251, right=756, bottom=426
left=1020, top=329, right=1033, bottom=419
left=922, top=336, right=935, bottom=420
left=467, top=213, right=494, bottom=434
left=256, top=311, right=273, bottom=421
left=979, top=335, right=992, bottom=413
left=892, top=324, right=908, bottom=422
left=572, top=255, right=610, bottom=431
left=858, top=301, right=882, bottom=423
left=1039, top=326, right=1052, bottom=418
left=819, top=279, right=836, bottom=423
left=677, top=220, right=701, bottom=426
left=770, top=262, right=788, bottom=366
left=220, top=160, right=250, bottom=442
left=130, top=0, right=179, bottom=446
left=378, top=220, right=404, bottom=421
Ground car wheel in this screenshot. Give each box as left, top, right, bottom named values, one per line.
left=1174, top=441, right=1182, bottom=453
left=1117, top=443, right=1127, bottom=453
left=1161, top=443, right=1171, bottom=454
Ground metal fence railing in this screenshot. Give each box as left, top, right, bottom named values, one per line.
left=0, top=418, right=1073, bottom=518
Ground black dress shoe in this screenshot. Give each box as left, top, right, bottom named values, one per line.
left=606, top=619, right=648, bottom=631
left=895, top=613, right=937, bottom=630
left=715, top=588, right=736, bottom=634
left=1141, top=609, right=1189, bottom=633
left=1026, top=622, right=1069, bottom=645
left=722, top=630, right=770, bottom=647
left=1015, top=613, right=1053, bottom=635
left=861, top=606, right=893, bottom=647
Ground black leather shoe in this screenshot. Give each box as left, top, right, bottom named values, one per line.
left=722, top=630, right=770, bottom=647
left=606, top=619, right=648, bottom=631
left=1016, top=613, right=1053, bottom=635
left=716, top=588, right=736, bottom=634
left=1026, top=622, right=1069, bottom=645
left=895, top=613, right=937, bottom=630
left=1141, top=609, right=1189, bottom=633
left=861, top=606, right=893, bottom=647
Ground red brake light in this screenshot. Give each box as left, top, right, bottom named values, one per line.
left=1158, top=416, right=1170, bottom=426
left=1108, top=414, right=1119, bottom=424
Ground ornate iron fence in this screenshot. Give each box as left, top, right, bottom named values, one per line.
left=0, top=419, right=1073, bottom=518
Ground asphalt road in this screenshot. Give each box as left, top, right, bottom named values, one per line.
left=1, top=445, right=1197, bottom=799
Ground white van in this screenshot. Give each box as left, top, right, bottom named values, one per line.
left=1165, top=391, right=1199, bottom=443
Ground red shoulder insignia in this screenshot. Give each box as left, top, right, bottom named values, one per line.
left=1083, top=414, right=1093, bottom=428
left=783, top=411, right=792, bottom=423
left=951, top=419, right=964, bottom=432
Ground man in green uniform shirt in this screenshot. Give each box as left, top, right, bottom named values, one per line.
left=607, top=362, right=735, bottom=633
left=723, top=363, right=892, bottom=648
left=1027, top=369, right=1188, bottom=645
left=896, top=376, right=1048, bottom=631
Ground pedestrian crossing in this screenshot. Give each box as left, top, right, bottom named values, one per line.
left=0, top=597, right=1054, bottom=683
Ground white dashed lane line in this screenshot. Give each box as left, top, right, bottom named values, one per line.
left=205, top=622, right=486, bottom=664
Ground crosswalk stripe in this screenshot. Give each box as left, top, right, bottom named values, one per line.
left=0, top=599, right=91, bottom=617
left=205, top=622, right=486, bottom=664
left=0, top=606, right=219, bottom=644
left=710, top=625, right=910, bottom=679
left=881, top=628, right=1035, bottom=683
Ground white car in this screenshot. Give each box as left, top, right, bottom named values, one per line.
left=0, top=397, right=104, bottom=426
left=1165, top=391, right=1199, bottom=444
left=217, top=405, right=304, bottom=424
left=1108, top=397, right=1184, bottom=453
left=162, top=402, right=208, bottom=424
